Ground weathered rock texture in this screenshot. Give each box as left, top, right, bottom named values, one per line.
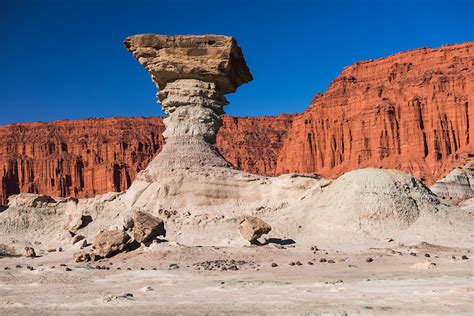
left=124, top=34, right=253, bottom=170
left=430, top=157, right=474, bottom=203
left=0, top=42, right=472, bottom=204
left=0, top=116, right=291, bottom=204
left=277, top=42, right=474, bottom=183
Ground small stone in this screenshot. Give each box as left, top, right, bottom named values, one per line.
left=271, top=263, right=278, bottom=267
left=15, top=265, right=22, bottom=268
left=296, top=261, right=303, bottom=266
left=410, top=252, right=417, bottom=256
left=452, top=256, right=456, bottom=259
left=4, top=267, right=9, bottom=270
left=366, top=257, right=374, bottom=263
left=289, top=262, right=295, bottom=266
left=424, top=253, right=430, bottom=258
left=74, top=251, right=92, bottom=263
left=72, top=234, right=86, bottom=245
left=141, top=286, right=154, bottom=292
left=327, top=260, right=335, bottom=264
left=27, top=266, right=34, bottom=271
left=60, top=264, right=67, bottom=267
left=461, top=255, right=469, bottom=260
left=169, top=263, right=179, bottom=270
left=47, top=248, right=57, bottom=253
left=308, top=261, right=314, bottom=265
left=65, top=267, right=72, bottom=271
left=58, top=247, right=63, bottom=252
left=319, top=258, right=327, bottom=263
left=23, top=247, right=36, bottom=257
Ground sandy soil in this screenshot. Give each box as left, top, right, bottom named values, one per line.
left=1, top=242, right=472, bottom=315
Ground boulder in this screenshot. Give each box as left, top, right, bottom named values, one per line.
left=238, top=216, right=272, bottom=244
left=132, top=210, right=166, bottom=243
left=92, top=230, right=130, bottom=258
left=23, top=246, right=36, bottom=257
left=63, top=200, right=83, bottom=232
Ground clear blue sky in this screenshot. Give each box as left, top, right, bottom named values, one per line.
left=1, top=0, right=473, bottom=125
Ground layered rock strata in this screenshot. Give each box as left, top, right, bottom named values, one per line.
left=1, top=42, right=472, bottom=204
left=124, top=34, right=253, bottom=170
left=0, top=36, right=472, bottom=251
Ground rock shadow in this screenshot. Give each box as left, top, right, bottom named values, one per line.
left=264, top=238, right=296, bottom=246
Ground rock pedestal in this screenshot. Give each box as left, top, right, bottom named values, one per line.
left=124, top=34, right=253, bottom=169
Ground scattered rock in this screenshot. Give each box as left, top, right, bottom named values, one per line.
left=296, top=261, right=303, bottom=266
left=169, top=263, right=179, bottom=270
left=74, top=251, right=93, bottom=263
left=366, top=257, right=374, bottom=263
left=72, top=234, right=86, bottom=245
left=132, top=210, right=166, bottom=243
left=93, top=230, right=131, bottom=258
left=424, top=253, right=430, bottom=258
left=141, top=286, right=154, bottom=292
left=23, top=247, right=36, bottom=257
left=194, top=259, right=255, bottom=271
left=47, top=248, right=57, bottom=253
left=411, top=261, right=437, bottom=269
left=271, top=263, right=278, bottom=267
left=319, top=258, right=327, bottom=263
left=103, top=293, right=134, bottom=302
left=327, top=260, right=336, bottom=264
left=308, top=261, right=314, bottom=265
left=237, top=215, right=271, bottom=244
left=461, top=255, right=469, bottom=260
left=410, top=252, right=417, bottom=256
left=65, top=267, right=72, bottom=271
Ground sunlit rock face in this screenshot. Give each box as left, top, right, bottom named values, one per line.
left=124, top=34, right=253, bottom=169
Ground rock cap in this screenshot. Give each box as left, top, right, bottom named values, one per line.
left=124, top=34, right=253, bottom=94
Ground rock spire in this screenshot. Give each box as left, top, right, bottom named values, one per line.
left=124, top=34, right=253, bottom=169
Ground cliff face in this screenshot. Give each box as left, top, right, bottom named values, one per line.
left=0, top=116, right=292, bottom=204
left=1, top=42, right=472, bottom=204
left=277, top=42, right=474, bottom=183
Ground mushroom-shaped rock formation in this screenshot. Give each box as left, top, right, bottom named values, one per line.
left=124, top=34, right=253, bottom=169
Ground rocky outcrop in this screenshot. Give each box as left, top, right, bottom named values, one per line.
left=124, top=34, right=253, bottom=170
left=276, top=42, right=473, bottom=184
left=0, top=116, right=291, bottom=204
left=430, top=157, right=474, bottom=203
left=0, top=42, right=472, bottom=204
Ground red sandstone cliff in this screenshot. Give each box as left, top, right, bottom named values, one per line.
left=1, top=42, right=472, bottom=204
left=0, top=116, right=292, bottom=204
left=276, top=42, right=473, bottom=183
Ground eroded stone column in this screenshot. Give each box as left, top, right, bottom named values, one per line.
left=124, top=34, right=253, bottom=169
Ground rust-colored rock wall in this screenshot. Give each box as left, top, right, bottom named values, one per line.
left=1, top=42, right=472, bottom=204
left=277, top=42, right=473, bottom=183
left=0, top=116, right=292, bottom=204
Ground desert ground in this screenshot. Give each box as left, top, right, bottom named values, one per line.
left=1, top=240, right=472, bottom=315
